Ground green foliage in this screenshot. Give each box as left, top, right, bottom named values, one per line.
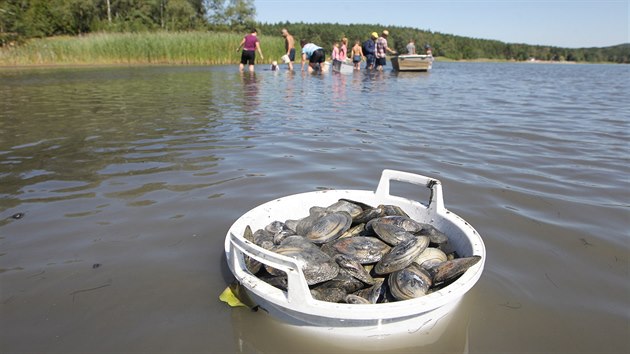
left=257, top=22, right=630, bottom=64
left=164, top=0, right=196, bottom=30
left=0, top=1, right=628, bottom=63
left=0, top=31, right=286, bottom=65
left=206, top=0, right=256, bottom=31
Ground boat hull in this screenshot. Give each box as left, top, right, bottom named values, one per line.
left=391, top=55, right=433, bottom=71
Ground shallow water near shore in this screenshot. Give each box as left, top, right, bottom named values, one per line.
left=1, top=62, right=628, bottom=353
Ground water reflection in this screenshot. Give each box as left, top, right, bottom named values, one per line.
left=240, top=72, right=260, bottom=117
left=229, top=303, right=472, bottom=353
left=0, top=67, right=231, bottom=211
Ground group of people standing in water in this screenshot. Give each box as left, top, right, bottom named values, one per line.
left=236, top=28, right=408, bottom=73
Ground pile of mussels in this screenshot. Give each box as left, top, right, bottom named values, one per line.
left=242, top=199, right=481, bottom=304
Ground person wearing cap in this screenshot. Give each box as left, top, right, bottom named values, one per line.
left=375, top=30, right=397, bottom=71
left=362, top=32, right=378, bottom=70
left=424, top=43, right=433, bottom=56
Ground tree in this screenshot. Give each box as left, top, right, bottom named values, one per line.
left=205, top=0, right=255, bottom=30
left=164, top=0, right=196, bottom=30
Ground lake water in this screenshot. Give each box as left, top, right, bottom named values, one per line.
left=0, top=62, right=628, bottom=353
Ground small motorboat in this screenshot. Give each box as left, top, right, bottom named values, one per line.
left=391, top=54, right=433, bottom=72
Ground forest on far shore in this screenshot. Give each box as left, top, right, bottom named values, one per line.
left=1, top=0, right=628, bottom=63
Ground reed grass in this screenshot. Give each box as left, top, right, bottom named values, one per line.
left=0, top=31, right=287, bottom=66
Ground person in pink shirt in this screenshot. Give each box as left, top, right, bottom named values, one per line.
left=236, top=28, right=264, bottom=72
left=331, top=41, right=340, bottom=61
left=339, top=37, right=348, bottom=62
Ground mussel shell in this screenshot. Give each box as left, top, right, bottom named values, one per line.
left=417, top=223, right=449, bottom=245
left=315, top=268, right=365, bottom=293
left=353, top=206, right=385, bottom=224
left=352, top=278, right=385, bottom=304
left=245, top=257, right=262, bottom=274
left=380, top=204, right=410, bottom=218
left=339, top=198, right=374, bottom=211
left=374, top=236, right=430, bottom=274
left=284, top=219, right=299, bottom=233
left=259, top=274, right=288, bottom=291
left=264, top=221, right=285, bottom=235
left=333, top=254, right=375, bottom=285
left=429, top=256, right=482, bottom=285
left=366, top=216, right=423, bottom=234
left=413, top=247, right=448, bottom=270
left=243, top=225, right=262, bottom=273
left=305, top=212, right=353, bottom=244
left=273, top=229, right=295, bottom=245
left=243, top=225, right=254, bottom=242
left=372, top=222, right=416, bottom=246
left=253, top=229, right=274, bottom=250
left=338, top=223, right=367, bottom=239
left=311, top=287, right=347, bottom=303
left=388, top=263, right=432, bottom=301
left=325, top=200, right=363, bottom=219
left=345, top=294, right=372, bottom=304
left=329, top=237, right=391, bottom=264
left=294, top=215, right=321, bottom=236
left=269, top=236, right=339, bottom=285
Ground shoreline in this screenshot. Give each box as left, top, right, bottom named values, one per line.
left=0, top=62, right=196, bottom=70
left=0, top=58, right=609, bottom=70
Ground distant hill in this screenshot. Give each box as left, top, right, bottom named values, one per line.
left=257, top=22, right=630, bottom=63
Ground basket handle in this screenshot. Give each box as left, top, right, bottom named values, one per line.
left=375, top=169, right=445, bottom=214
left=228, top=232, right=313, bottom=305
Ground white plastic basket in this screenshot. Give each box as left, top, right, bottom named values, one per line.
left=224, top=170, right=485, bottom=336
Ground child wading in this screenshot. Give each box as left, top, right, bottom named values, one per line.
left=351, top=40, right=364, bottom=70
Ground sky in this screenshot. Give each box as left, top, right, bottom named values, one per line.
left=254, top=0, right=629, bottom=48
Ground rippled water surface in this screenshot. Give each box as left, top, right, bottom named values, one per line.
left=1, top=63, right=628, bottom=353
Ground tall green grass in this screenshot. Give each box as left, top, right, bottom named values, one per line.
left=0, top=31, right=287, bottom=66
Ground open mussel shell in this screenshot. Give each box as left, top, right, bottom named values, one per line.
left=388, top=263, right=433, bottom=301
left=305, top=212, right=353, bottom=244
left=428, top=256, right=482, bottom=285
left=374, top=235, right=430, bottom=275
